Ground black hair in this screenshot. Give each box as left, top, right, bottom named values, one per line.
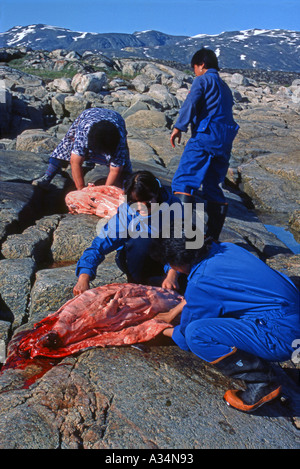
left=88, top=120, right=121, bottom=155
left=150, top=225, right=212, bottom=268
left=124, top=170, right=163, bottom=203
left=191, top=48, right=220, bottom=71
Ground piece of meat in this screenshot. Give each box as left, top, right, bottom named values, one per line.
left=65, top=184, right=125, bottom=218
left=15, top=283, right=183, bottom=359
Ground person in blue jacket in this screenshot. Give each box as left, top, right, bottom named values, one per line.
left=170, top=48, right=239, bottom=240
left=151, top=229, right=300, bottom=413
left=73, top=170, right=183, bottom=295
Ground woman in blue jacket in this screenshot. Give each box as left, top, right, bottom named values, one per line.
left=73, top=171, right=183, bottom=295
left=170, top=48, right=239, bottom=240
left=151, top=230, right=300, bottom=413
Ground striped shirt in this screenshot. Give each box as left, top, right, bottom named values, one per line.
left=51, top=108, right=132, bottom=173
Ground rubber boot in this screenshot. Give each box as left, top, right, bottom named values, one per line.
left=211, top=348, right=281, bottom=412
left=174, top=192, right=195, bottom=205
left=205, top=201, right=228, bottom=241
left=174, top=192, right=199, bottom=230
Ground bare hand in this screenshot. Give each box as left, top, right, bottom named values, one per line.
left=162, top=269, right=179, bottom=291
left=170, top=128, right=182, bottom=148
left=73, top=274, right=90, bottom=296
left=162, top=327, right=174, bottom=337
left=156, top=299, right=186, bottom=324
left=156, top=310, right=176, bottom=324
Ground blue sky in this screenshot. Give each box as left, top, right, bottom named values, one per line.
left=1, top=0, right=299, bottom=36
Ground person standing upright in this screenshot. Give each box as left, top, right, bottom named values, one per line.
left=170, top=48, right=239, bottom=240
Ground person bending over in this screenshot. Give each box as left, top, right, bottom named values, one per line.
left=32, top=108, right=132, bottom=190
left=73, top=171, right=184, bottom=296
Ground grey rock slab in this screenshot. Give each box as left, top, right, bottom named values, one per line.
left=0, top=214, right=61, bottom=264
left=223, top=190, right=293, bottom=258
left=232, top=106, right=300, bottom=166
left=0, top=346, right=299, bottom=449
left=51, top=213, right=104, bottom=262
left=121, top=100, right=150, bottom=119
left=125, top=110, right=168, bottom=130
left=0, top=257, right=36, bottom=329
left=238, top=153, right=300, bottom=219
left=0, top=181, right=42, bottom=243
left=127, top=137, right=165, bottom=167
left=0, top=319, right=11, bottom=363
left=28, top=263, right=78, bottom=323
left=15, top=129, right=60, bottom=153
left=0, top=150, right=49, bottom=182
left=1, top=225, right=51, bottom=263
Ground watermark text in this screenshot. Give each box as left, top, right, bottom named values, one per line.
left=96, top=198, right=204, bottom=249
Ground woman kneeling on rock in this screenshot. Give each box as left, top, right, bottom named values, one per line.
left=150, top=228, right=300, bottom=413
left=73, top=170, right=185, bottom=296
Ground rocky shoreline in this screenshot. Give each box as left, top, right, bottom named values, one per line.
left=0, top=48, right=299, bottom=449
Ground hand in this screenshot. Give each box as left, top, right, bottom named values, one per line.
left=170, top=128, right=182, bottom=148
left=156, top=311, right=176, bottom=324
left=162, top=327, right=174, bottom=338
left=156, top=299, right=186, bottom=324
left=73, top=274, right=90, bottom=296
left=162, top=269, right=179, bottom=291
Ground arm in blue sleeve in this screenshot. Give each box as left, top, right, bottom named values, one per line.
left=75, top=237, right=106, bottom=280
left=174, top=77, right=204, bottom=132
left=75, top=204, right=130, bottom=279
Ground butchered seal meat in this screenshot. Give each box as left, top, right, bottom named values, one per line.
left=65, top=184, right=125, bottom=218
left=14, top=283, right=183, bottom=359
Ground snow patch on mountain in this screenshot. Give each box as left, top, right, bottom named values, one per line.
left=0, top=24, right=299, bottom=72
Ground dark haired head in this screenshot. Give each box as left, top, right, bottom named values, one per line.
left=88, top=120, right=121, bottom=155
left=124, top=171, right=162, bottom=203
left=150, top=224, right=211, bottom=270
left=191, top=48, right=220, bottom=71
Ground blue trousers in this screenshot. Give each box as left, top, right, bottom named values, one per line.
left=49, top=157, right=94, bottom=170
left=115, top=237, right=164, bottom=284
left=171, top=130, right=233, bottom=203
left=184, top=310, right=300, bottom=363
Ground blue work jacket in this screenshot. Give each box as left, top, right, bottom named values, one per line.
left=172, top=242, right=300, bottom=350
left=175, top=69, right=238, bottom=137
left=76, top=188, right=180, bottom=280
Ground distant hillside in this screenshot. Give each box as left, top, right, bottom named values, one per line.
left=0, top=24, right=299, bottom=72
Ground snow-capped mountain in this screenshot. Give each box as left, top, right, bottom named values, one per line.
left=0, top=24, right=299, bottom=72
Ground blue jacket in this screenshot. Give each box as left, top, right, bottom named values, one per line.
left=175, top=69, right=238, bottom=139
left=76, top=188, right=180, bottom=280
left=172, top=242, right=300, bottom=350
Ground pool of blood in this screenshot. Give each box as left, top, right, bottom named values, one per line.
left=0, top=329, right=63, bottom=389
